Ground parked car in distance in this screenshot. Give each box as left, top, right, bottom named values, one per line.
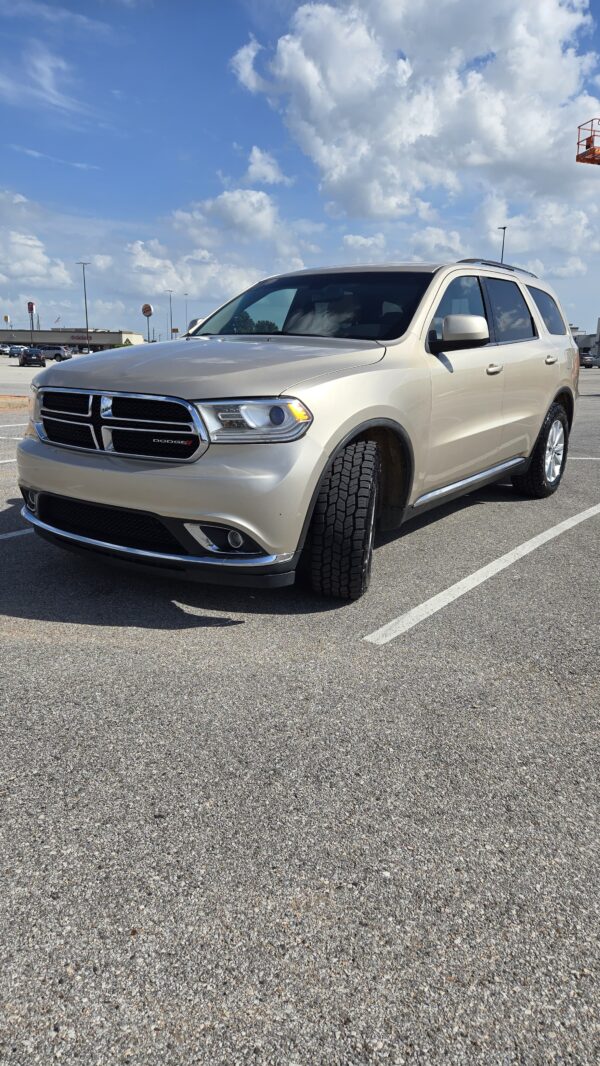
left=19, top=258, right=578, bottom=600
left=9, top=345, right=28, bottom=358
left=19, top=347, right=46, bottom=367
left=0, top=343, right=10, bottom=355
left=579, top=351, right=594, bottom=368
left=40, top=346, right=72, bottom=362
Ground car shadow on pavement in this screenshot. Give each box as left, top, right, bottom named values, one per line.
left=0, top=495, right=341, bottom=631
left=375, top=481, right=526, bottom=547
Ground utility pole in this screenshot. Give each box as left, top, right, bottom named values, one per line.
left=77, top=261, right=91, bottom=351
left=166, top=289, right=173, bottom=339
left=184, top=292, right=189, bottom=328
left=498, top=226, right=507, bottom=264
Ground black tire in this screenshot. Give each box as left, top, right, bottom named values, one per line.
left=512, top=402, right=569, bottom=499
left=309, top=440, right=380, bottom=600
left=41, top=360, right=46, bottom=367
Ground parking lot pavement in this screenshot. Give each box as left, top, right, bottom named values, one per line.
left=1, top=379, right=599, bottom=1064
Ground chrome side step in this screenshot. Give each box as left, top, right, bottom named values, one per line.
left=414, top=457, right=525, bottom=508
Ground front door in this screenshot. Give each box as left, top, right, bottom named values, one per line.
left=423, top=274, right=505, bottom=495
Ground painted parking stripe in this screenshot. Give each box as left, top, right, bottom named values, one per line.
left=364, top=502, right=600, bottom=646
left=0, top=529, right=32, bottom=541
left=0, top=459, right=17, bottom=464
left=570, top=456, right=600, bottom=461
left=0, top=423, right=27, bottom=428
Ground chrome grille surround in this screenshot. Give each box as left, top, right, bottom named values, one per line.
left=35, top=388, right=208, bottom=463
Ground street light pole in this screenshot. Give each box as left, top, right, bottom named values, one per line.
left=166, top=289, right=173, bottom=339
left=184, top=292, right=189, bottom=329
left=498, top=226, right=507, bottom=264
left=77, top=261, right=91, bottom=351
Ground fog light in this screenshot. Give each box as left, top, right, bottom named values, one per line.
left=227, top=529, right=244, bottom=549
left=26, top=490, right=37, bottom=512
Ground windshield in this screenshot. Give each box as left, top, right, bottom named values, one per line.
left=192, top=271, right=433, bottom=342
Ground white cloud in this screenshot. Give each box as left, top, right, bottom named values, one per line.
left=230, top=37, right=268, bottom=94
left=0, top=231, right=72, bottom=288
left=246, top=146, right=292, bottom=185
left=0, top=42, right=87, bottom=115
left=10, top=144, right=99, bottom=170
left=343, top=232, right=386, bottom=260
left=410, top=227, right=465, bottom=260
left=0, top=0, right=108, bottom=33
left=232, top=0, right=600, bottom=218
left=92, top=254, right=113, bottom=271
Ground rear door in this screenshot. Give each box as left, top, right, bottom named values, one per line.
left=423, top=273, right=504, bottom=494
left=482, top=276, right=559, bottom=459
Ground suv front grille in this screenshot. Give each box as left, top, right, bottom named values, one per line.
left=37, top=495, right=186, bottom=554
left=37, top=389, right=206, bottom=462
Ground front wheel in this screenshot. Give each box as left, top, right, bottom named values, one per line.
left=309, top=440, right=380, bottom=600
left=512, top=402, right=569, bottom=499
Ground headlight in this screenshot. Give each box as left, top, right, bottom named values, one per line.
left=195, top=397, right=313, bottom=443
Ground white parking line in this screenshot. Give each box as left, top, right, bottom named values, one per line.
left=570, top=456, right=600, bottom=461
left=0, top=459, right=17, bottom=464
left=0, top=423, right=27, bottom=428
left=0, top=528, right=32, bottom=541
left=364, top=502, right=600, bottom=645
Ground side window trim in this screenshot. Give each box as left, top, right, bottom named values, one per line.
left=479, top=275, right=538, bottom=346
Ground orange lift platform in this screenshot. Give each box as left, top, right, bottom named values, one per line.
left=576, top=118, right=600, bottom=164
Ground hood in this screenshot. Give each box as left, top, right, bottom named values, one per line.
left=35, top=335, right=384, bottom=399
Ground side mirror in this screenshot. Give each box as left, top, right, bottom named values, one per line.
left=429, top=314, right=490, bottom=354
left=187, top=317, right=203, bottom=332
left=442, top=314, right=489, bottom=345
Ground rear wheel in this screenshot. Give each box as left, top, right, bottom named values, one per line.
left=512, top=402, right=569, bottom=499
left=309, top=440, right=380, bottom=600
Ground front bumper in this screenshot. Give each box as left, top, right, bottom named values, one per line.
left=17, top=430, right=324, bottom=559
left=21, top=502, right=298, bottom=587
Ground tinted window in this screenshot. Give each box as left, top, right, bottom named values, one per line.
left=429, top=275, right=487, bottom=342
left=486, top=279, right=536, bottom=342
left=526, top=286, right=567, bottom=335
left=193, top=272, right=433, bottom=342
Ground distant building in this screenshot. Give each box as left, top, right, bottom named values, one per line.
left=0, top=327, right=145, bottom=352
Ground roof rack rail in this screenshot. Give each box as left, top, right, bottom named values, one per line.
left=457, top=258, right=538, bottom=279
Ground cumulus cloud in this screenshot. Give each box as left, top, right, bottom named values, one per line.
left=232, top=0, right=600, bottom=219
left=245, top=146, right=292, bottom=185
left=0, top=231, right=72, bottom=287
left=126, top=239, right=261, bottom=305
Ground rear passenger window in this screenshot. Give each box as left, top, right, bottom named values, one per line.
left=526, top=286, right=567, bottom=335
left=486, top=279, right=536, bottom=343
left=429, top=275, right=488, bottom=343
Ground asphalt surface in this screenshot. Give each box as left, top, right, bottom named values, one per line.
left=1, top=376, right=599, bottom=1064
left=0, top=353, right=84, bottom=396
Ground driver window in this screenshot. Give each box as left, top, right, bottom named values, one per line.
left=429, top=276, right=488, bottom=343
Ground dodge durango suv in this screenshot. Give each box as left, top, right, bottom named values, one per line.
left=18, top=259, right=578, bottom=600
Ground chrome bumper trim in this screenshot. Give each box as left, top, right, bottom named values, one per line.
left=21, top=507, right=293, bottom=568
left=414, top=457, right=524, bottom=507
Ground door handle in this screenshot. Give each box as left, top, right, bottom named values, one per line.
left=486, top=363, right=503, bottom=375
left=545, top=354, right=558, bottom=365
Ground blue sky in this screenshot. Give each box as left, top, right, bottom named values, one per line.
left=2, top=0, right=600, bottom=336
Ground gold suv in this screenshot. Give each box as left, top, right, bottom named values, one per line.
left=18, top=259, right=578, bottom=599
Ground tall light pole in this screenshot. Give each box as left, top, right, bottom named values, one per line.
left=498, top=226, right=507, bottom=264
left=166, top=289, right=173, bottom=339
left=184, top=292, right=189, bottom=329
left=77, top=261, right=91, bottom=351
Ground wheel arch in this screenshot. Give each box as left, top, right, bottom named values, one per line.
left=297, top=418, right=415, bottom=552
left=553, top=387, right=575, bottom=428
